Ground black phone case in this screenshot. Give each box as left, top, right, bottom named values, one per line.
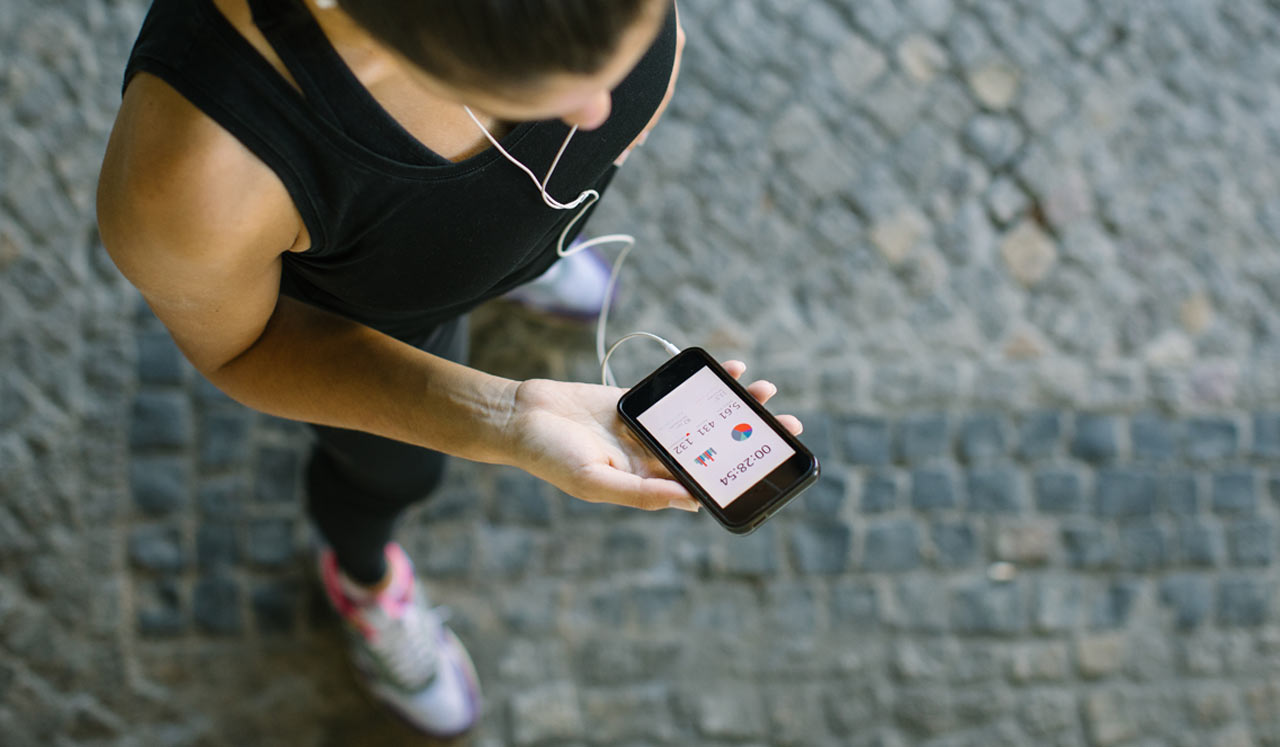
left=617, top=348, right=819, bottom=534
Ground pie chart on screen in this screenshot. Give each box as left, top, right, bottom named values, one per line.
left=731, top=424, right=753, bottom=441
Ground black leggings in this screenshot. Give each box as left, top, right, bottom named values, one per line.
left=305, top=317, right=469, bottom=585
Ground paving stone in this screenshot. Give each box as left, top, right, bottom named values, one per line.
left=986, top=176, right=1029, bottom=225
left=951, top=581, right=1025, bottom=635
left=1033, top=577, right=1085, bottom=632
left=1160, top=474, right=1200, bottom=515
left=995, top=520, right=1056, bottom=565
left=831, top=32, right=888, bottom=96
left=198, top=410, right=253, bottom=469
left=967, top=466, right=1023, bottom=513
left=1083, top=690, right=1138, bottom=747
left=197, top=476, right=245, bottom=519
left=897, top=33, right=948, bottom=83
left=1217, top=576, right=1271, bottom=627
left=891, top=576, right=950, bottom=632
left=896, top=412, right=951, bottom=464
left=246, top=519, right=295, bottom=568
left=1091, top=580, right=1141, bottom=630
left=717, top=522, right=780, bottom=576
left=1254, top=412, right=1280, bottom=458
left=129, top=391, right=193, bottom=450
left=841, top=416, right=892, bottom=465
left=130, top=455, right=189, bottom=515
left=579, top=686, right=676, bottom=745
left=1071, top=414, right=1120, bottom=464
left=958, top=412, right=1008, bottom=462
left=1095, top=469, right=1158, bottom=517
left=849, top=0, right=906, bottom=43
left=796, top=469, right=847, bottom=516
left=510, top=682, right=583, bottom=746
left=1118, top=521, right=1168, bottom=571
left=893, top=686, right=953, bottom=737
left=1227, top=520, right=1273, bottom=567
left=1034, top=470, right=1083, bottom=514
left=965, top=115, right=1025, bottom=169
left=136, top=330, right=186, bottom=385
left=1187, top=417, right=1240, bottom=462
left=136, top=577, right=183, bottom=637
left=251, top=580, right=299, bottom=635
left=128, top=524, right=185, bottom=572
left=911, top=468, right=958, bottom=511
left=860, top=470, right=899, bottom=513
left=1177, top=518, right=1225, bottom=568
left=1160, top=574, right=1214, bottom=630
left=1062, top=523, right=1113, bottom=570
left=1212, top=471, right=1258, bottom=515
left=196, top=522, right=237, bottom=570
left=968, top=61, right=1020, bottom=110
left=253, top=446, right=301, bottom=504
left=931, top=520, right=978, bottom=567
left=192, top=574, right=242, bottom=635
left=694, top=686, right=767, bottom=739
left=1017, top=411, right=1063, bottom=459
left=831, top=581, right=879, bottom=626
left=862, top=519, right=921, bottom=572
left=790, top=519, right=852, bottom=574
left=1130, top=413, right=1179, bottom=462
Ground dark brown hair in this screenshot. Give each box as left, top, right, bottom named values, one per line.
left=337, top=0, right=661, bottom=90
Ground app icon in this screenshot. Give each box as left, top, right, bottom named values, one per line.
left=732, top=424, right=753, bottom=442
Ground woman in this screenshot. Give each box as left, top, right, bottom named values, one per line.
left=98, top=0, right=799, bottom=736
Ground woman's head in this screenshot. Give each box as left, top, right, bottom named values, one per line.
left=337, top=0, right=669, bottom=128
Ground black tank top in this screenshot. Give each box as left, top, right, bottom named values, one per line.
left=123, top=0, right=676, bottom=341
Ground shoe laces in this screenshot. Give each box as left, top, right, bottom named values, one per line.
left=360, top=583, right=444, bottom=691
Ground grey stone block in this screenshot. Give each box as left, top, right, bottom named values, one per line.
left=1070, top=414, right=1120, bottom=464
left=1212, top=471, right=1258, bottom=515
left=1118, top=522, right=1167, bottom=571
left=1254, top=412, right=1280, bottom=458
left=891, top=577, right=950, bottom=632
left=831, top=581, right=879, bottom=626
left=1227, top=520, right=1273, bottom=567
left=479, top=526, right=537, bottom=577
left=1131, top=413, right=1180, bottom=462
left=1095, top=469, right=1157, bottom=517
left=198, top=476, right=246, bottom=518
left=252, top=580, right=299, bottom=635
left=511, top=682, right=584, bottom=745
left=1160, top=474, right=1199, bottom=515
left=911, top=468, right=958, bottom=510
left=492, top=469, right=553, bottom=525
left=841, top=416, right=892, bottom=465
left=959, top=412, right=1008, bottom=462
left=254, top=446, right=301, bottom=504
left=1062, top=524, right=1112, bottom=569
left=199, top=410, right=253, bottom=469
left=246, top=519, right=295, bottom=568
left=196, top=523, right=237, bottom=570
left=193, top=574, right=242, bottom=635
left=129, top=391, right=193, bottom=450
left=850, top=0, right=905, bottom=43
left=131, top=455, right=189, bottom=515
left=419, top=530, right=473, bottom=577
left=137, top=577, right=184, bottom=637
left=797, top=470, right=847, bottom=516
left=967, top=467, right=1023, bottom=513
left=1091, top=580, right=1139, bottom=630
left=1177, top=518, right=1223, bottom=568
left=719, top=523, right=780, bottom=576
left=861, top=470, right=898, bottom=513
left=964, top=114, right=1024, bottom=168
left=1217, top=577, right=1270, bottom=627
left=1187, top=417, right=1239, bottom=462
left=128, top=525, right=185, bottom=572
left=1033, top=577, right=1085, bottom=632
left=931, top=521, right=978, bottom=567
left=791, top=520, right=853, bottom=574
left=136, top=330, right=185, bottom=385
left=693, top=687, right=767, bottom=740
left=896, top=413, right=950, bottom=463
left=1017, top=411, right=1062, bottom=460
left=1034, top=470, right=1083, bottom=514
left=1160, top=575, right=1213, bottom=630
left=862, top=519, right=921, bottom=572
left=952, top=581, right=1025, bottom=635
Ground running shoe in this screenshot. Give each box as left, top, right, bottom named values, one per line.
left=503, top=240, right=614, bottom=321
left=319, top=542, right=482, bottom=738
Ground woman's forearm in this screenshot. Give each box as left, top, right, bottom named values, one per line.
left=205, top=295, right=521, bottom=466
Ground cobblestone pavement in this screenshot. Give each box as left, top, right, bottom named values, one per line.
left=4, top=0, right=1280, bottom=745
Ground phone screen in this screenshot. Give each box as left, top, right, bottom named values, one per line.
left=635, top=366, right=796, bottom=508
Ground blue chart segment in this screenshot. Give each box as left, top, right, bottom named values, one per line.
left=731, top=424, right=753, bottom=442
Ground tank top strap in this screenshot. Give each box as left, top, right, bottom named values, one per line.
left=247, top=0, right=425, bottom=160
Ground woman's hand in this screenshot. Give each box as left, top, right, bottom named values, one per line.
left=504, top=361, right=802, bottom=511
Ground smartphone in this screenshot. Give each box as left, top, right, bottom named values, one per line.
left=617, top=347, right=820, bottom=534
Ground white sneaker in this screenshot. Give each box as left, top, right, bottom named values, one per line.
left=503, top=240, right=613, bottom=320
left=319, top=542, right=482, bottom=738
